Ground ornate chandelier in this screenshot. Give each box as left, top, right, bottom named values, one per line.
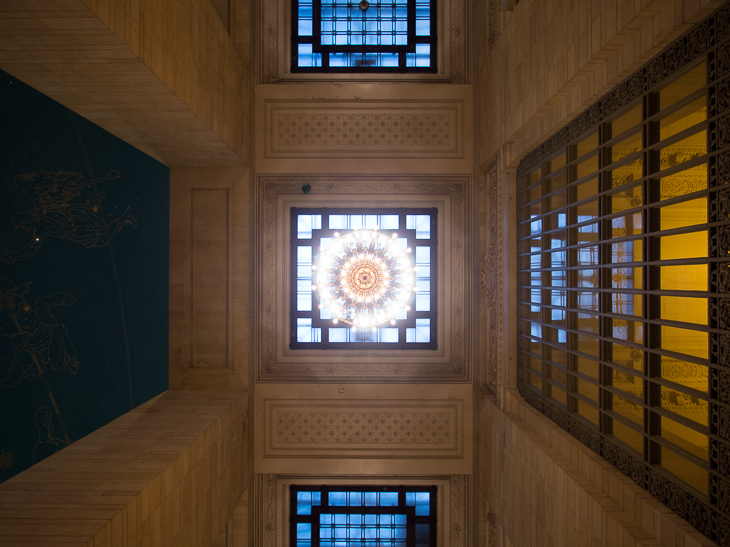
left=313, top=229, right=415, bottom=329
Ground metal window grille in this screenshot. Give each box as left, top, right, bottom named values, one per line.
left=291, top=0, right=436, bottom=73
left=290, top=485, right=437, bottom=547
left=291, top=207, right=437, bottom=349
left=516, top=4, right=730, bottom=543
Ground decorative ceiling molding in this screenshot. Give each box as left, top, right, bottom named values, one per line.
left=254, top=175, right=472, bottom=383
left=263, top=99, right=465, bottom=160
left=263, top=398, right=465, bottom=459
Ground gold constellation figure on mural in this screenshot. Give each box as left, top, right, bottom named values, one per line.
left=0, top=169, right=137, bottom=264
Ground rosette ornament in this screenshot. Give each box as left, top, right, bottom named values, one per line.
left=313, top=229, right=415, bottom=329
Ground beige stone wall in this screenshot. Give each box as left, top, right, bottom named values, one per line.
left=478, top=0, right=724, bottom=169
left=480, top=389, right=715, bottom=547
left=0, top=0, right=250, bottom=167
left=169, top=166, right=251, bottom=390
left=0, top=390, right=248, bottom=546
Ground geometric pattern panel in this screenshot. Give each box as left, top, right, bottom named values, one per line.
left=263, top=398, right=464, bottom=459
left=263, top=100, right=464, bottom=159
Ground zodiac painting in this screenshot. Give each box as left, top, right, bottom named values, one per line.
left=32, top=406, right=69, bottom=464
left=0, top=276, right=78, bottom=388
left=0, top=169, right=137, bottom=264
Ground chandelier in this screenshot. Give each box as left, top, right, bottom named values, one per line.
left=313, top=229, right=415, bottom=330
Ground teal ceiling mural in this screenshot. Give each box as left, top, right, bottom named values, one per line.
left=0, top=70, right=169, bottom=482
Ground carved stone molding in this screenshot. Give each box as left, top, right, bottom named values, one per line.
left=481, top=153, right=504, bottom=405
left=263, top=99, right=465, bottom=159
left=487, top=511, right=503, bottom=547
left=255, top=175, right=471, bottom=383
left=263, top=398, right=465, bottom=459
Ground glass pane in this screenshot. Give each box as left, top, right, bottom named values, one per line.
left=659, top=415, right=707, bottom=462
left=611, top=419, right=643, bottom=454
left=576, top=154, right=599, bottom=180
left=612, top=104, right=642, bottom=137
left=658, top=231, right=707, bottom=260
left=613, top=393, right=643, bottom=425
left=659, top=63, right=706, bottom=110
left=659, top=385, right=707, bottom=425
left=658, top=163, right=706, bottom=200
left=660, top=296, right=707, bottom=325
left=660, top=264, right=706, bottom=292
left=660, top=357, right=708, bottom=393
left=659, top=198, right=706, bottom=231
left=660, top=324, right=708, bottom=358
left=659, top=130, right=706, bottom=170
left=611, top=184, right=642, bottom=212
left=659, top=96, right=706, bottom=141
left=577, top=400, right=600, bottom=424
left=660, top=444, right=708, bottom=494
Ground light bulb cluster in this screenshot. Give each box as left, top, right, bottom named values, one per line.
left=313, top=229, right=415, bottom=329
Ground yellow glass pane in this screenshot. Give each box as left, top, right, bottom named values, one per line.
left=659, top=231, right=707, bottom=260
left=551, top=153, right=567, bottom=172
left=660, top=264, right=707, bottom=292
left=659, top=63, right=706, bottom=111
left=613, top=104, right=643, bottom=136
left=530, top=184, right=542, bottom=201
left=550, top=350, right=569, bottom=369
left=547, top=189, right=566, bottom=209
left=576, top=199, right=598, bottom=222
left=577, top=357, right=599, bottom=380
left=611, top=157, right=642, bottom=187
left=612, top=370, right=643, bottom=400
left=659, top=96, right=706, bottom=141
left=659, top=198, right=706, bottom=231
left=611, top=267, right=642, bottom=289
left=660, top=445, right=707, bottom=495
left=659, top=163, right=706, bottom=200
left=576, top=154, right=599, bottom=180
left=527, top=354, right=542, bottom=373
left=576, top=178, right=598, bottom=201
left=578, top=334, right=600, bottom=356
left=551, top=385, right=567, bottom=406
left=612, top=344, right=643, bottom=373
left=549, top=172, right=567, bottom=192
left=660, top=386, right=707, bottom=426
left=526, top=370, right=543, bottom=390
left=521, top=201, right=541, bottom=219
left=659, top=130, right=706, bottom=170
left=577, top=400, right=600, bottom=425
left=613, top=394, right=643, bottom=425
left=612, top=185, right=642, bottom=211
left=660, top=327, right=708, bottom=360
left=660, top=358, right=708, bottom=394
left=520, top=335, right=542, bottom=356
left=577, top=378, right=599, bottom=403
left=611, top=132, right=642, bottom=164
left=577, top=312, right=600, bottom=333
left=577, top=131, right=599, bottom=157
left=612, top=419, right=644, bottom=454
left=659, top=415, right=707, bottom=461
left=660, top=296, right=707, bottom=325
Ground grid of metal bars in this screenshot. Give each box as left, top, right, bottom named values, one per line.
left=516, top=4, right=730, bottom=542
left=291, top=0, right=436, bottom=72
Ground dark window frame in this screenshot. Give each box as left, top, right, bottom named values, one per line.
left=515, top=4, right=730, bottom=543
left=290, top=206, right=438, bottom=350
left=290, top=485, right=437, bottom=547
left=291, top=0, right=438, bottom=73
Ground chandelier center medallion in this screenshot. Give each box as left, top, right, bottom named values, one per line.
left=314, top=229, right=415, bottom=329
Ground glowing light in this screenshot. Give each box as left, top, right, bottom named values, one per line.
left=314, top=229, right=415, bottom=327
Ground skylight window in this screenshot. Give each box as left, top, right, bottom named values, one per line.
left=292, top=0, right=437, bottom=72
left=291, top=207, right=437, bottom=349
left=290, top=485, right=437, bottom=547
